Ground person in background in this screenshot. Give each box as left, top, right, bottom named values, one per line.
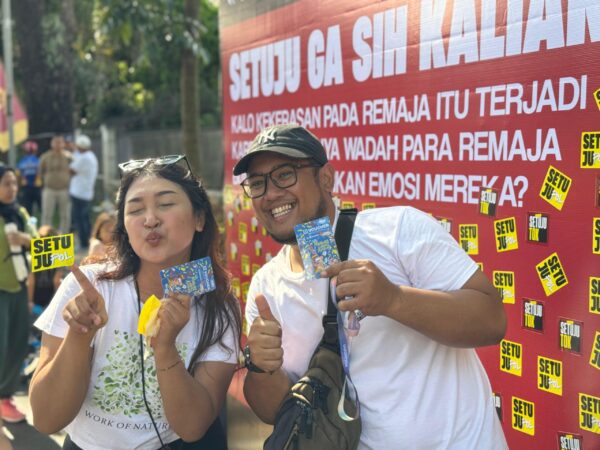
left=16, top=140, right=42, bottom=217
left=69, top=134, right=98, bottom=251
left=27, top=225, right=63, bottom=313
left=236, top=124, right=508, bottom=449
left=39, top=134, right=72, bottom=234
left=0, top=164, right=36, bottom=425
left=88, top=211, right=117, bottom=258
left=30, top=155, right=241, bottom=450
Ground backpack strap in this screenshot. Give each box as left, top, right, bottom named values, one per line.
left=321, top=208, right=358, bottom=353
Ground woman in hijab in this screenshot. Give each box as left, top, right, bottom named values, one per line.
left=0, top=163, right=36, bottom=426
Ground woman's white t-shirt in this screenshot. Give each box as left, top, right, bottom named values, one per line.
left=36, top=264, right=238, bottom=450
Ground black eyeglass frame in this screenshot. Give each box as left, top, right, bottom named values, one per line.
left=240, top=162, right=322, bottom=199
left=117, top=154, right=193, bottom=176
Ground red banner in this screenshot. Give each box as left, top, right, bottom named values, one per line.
left=220, top=1, right=600, bottom=447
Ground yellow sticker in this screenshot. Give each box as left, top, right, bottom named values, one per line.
left=512, top=396, right=535, bottom=436
left=31, top=233, right=75, bottom=272
left=362, top=202, right=376, bottom=210
left=500, top=339, right=522, bottom=376
left=241, top=254, right=250, bottom=276
left=593, top=218, right=600, bottom=254
left=595, top=88, right=600, bottom=111
left=494, top=217, right=518, bottom=252
left=537, top=356, right=562, bottom=395
left=341, top=200, right=355, bottom=209
left=493, top=271, right=515, bottom=304
left=579, top=392, right=600, bottom=434
left=590, top=277, right=600, bottom=315
left=581, top=131, right=600, bottom=168
left=241, top=282, right=250, bottom=303
left=223, top=184, right=234, bottom=205
left=459, top=224, right=478, bottom=255
left=137, top=295, right=161, bottom=335
left=535, top=252, right=568, bottom=296
left=539, top=165, right=571, bottom=210
left=589, top=331, right=600, bottom=371
left=231, top=277, right=241, bottom=300
left=238, top=222, right=248, bottom=244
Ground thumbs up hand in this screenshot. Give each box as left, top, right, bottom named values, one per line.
left=62, top=265, right=108, bottom=335
left=246, top=294, right=283, bottom=373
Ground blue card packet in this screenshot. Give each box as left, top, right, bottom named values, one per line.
left=294, top=216, right=340, bottom=280
left=160, top=256, right=216, bottom=297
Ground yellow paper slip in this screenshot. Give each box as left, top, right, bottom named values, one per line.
left=137, top=295, right=162, bottom=336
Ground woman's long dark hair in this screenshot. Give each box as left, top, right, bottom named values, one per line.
left=99, top=161, right=241, bottom=369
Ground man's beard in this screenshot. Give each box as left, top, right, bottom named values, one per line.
left=268, top=195, right=329, bottom=245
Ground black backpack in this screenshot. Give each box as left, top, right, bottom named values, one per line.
left=264, top=209, right=361, bottom=450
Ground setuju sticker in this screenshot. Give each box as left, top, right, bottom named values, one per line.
left=580, top=131, right=600, bottom=169
left=512, top=396, right=535, bottom=436
left=539, top=165, right=571, bottom=211
left=579, top=392, right=600, bottom=434
left=557, top=432, right=583, bottom=450
left=536, top=252, right=568, bottom=296
left=493, top=393, right=503, bottom=423
left=493, top=271, right=515, bottom=304
left=30, top=233, right=75, bottom=272
left=527, top=212, right=548, bottom=243
left=593, top=218, right=600, bottom=254
left=436, top=216, right=452, bottom=233
left=459, top=224, right=478, bottom=255
left=238, top=222, right=248, bottom=244
left=241, top=254, right=250, bottom=276
left=479, top=188, right=498, bottom=217
left=361, top=202, right=376, bottom=210
left=494, top=217, right=518, bottom=252
left=589, top=331, right=600, bottom=371
left=500, top=339, right=522, bottom=376
left=537, top=355, right=562, bottom=396
left=590, top=276, right=600, bottom=315
left=559, top=318, right=582, bottom=354
left=523, top=299, right=544, bottom=332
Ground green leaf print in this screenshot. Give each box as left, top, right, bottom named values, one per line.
left=92, top=330, right=188, bottom=418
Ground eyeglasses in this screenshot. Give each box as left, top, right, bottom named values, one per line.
left=240, top=162, right=321, bottom=199
left=118, top=154, right=193, bottom=175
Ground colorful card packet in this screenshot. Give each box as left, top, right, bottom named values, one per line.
left=160, top=256, right=216, bottom=297
left=294, top=216, right=340, bottom=280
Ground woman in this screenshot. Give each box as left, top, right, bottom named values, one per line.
left=30, top=156, right=241, bottom=450
left=0, top=163, right=34, bottom=427
left=88, top=212, right=117, bottom=258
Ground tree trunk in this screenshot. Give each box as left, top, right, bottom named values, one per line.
left=181, top=0, right=201, bottom=178
left=12, top=0, right=75, bottom=143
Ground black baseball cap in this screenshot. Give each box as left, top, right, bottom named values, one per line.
left=233, top=124, right=328, bottom=175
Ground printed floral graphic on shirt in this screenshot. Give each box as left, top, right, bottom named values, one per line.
left=92, top=330, right=188, bottom=418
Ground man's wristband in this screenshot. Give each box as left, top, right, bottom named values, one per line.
left=243, top=345, right=266, bottom=373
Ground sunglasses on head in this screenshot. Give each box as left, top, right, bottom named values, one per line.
left=118, top=154, right=193, bottom=176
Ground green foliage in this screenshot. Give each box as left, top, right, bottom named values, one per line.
left=72, top=0, right=220, bottom=129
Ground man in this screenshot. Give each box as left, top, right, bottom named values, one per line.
left=236, top=124, right=508, bottom=449
left=69, top=134, right=98, bottom=250
left=16, top=140, right=42, bottom=216
left=39, top=135, right=72, bottom=233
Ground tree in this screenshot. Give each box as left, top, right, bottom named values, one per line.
left=12, top=0, right=76, bottom=138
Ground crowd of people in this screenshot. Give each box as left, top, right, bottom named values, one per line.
left=0, top=124, right=508, bottom=450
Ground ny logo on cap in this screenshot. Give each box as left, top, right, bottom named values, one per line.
left=255, top=127, right=279, bottom=145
